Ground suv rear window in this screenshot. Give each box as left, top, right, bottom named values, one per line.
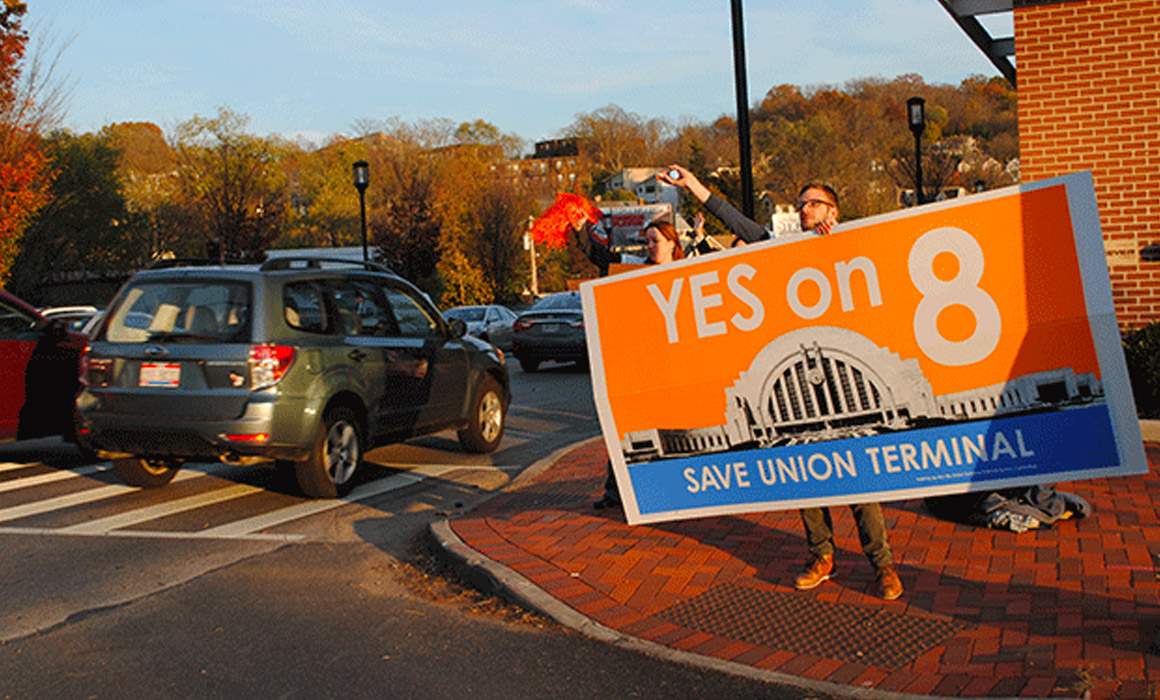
left=104, top=281, right=251, bottom=343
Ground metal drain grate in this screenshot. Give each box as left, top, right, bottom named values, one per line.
left=653, top=582, right=971, bottom=669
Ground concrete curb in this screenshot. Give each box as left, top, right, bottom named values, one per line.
left=1140, top=419, right=1160, bottom=443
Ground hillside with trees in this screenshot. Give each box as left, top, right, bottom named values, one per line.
left=5, top=73, right=1018, bottom=307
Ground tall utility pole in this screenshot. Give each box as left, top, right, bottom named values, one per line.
left=730, top=0, right=755, bottom=220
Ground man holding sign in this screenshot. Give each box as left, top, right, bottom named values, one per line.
left=658, top=165, right=903, bottom=600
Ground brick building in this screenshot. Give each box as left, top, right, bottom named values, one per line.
left=945, top=0, right=1160, bottom=328
left=1016, top=0, right=1160, bottom=328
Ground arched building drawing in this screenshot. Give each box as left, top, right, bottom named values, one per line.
left=621, top=326, right=1104, bottom=463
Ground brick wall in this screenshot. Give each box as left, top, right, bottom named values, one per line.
left=1016, top=0, right=1160, bottom=329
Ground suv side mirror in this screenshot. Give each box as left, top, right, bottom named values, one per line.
left=448, top=317, right=467, bottom=338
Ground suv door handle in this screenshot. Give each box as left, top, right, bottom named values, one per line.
left=348, top=349, right=367, bottom=361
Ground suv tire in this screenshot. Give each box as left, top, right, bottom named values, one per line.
left=295, top=407, right=361, bottom=498
left=113, top=457, right=181, bottom=488
left=457, top=375, right=505, bottom=453
left=518, top=357, right=540, bottom=373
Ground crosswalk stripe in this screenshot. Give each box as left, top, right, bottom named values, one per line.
left=0, top=464, right=107, bottom=494
left=0, top=462, right=498, bottom=540
left=197, top=465, right=456, bottom=539
left=57, top=482, right=266, bottom=535
left=0, top=470, right=199, bottom=524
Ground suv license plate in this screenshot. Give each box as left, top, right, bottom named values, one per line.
left=540, top=323, right=558, bottom=333
left=140, top=362, right=181, bottom=388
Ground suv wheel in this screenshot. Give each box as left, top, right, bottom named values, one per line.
left=295, top=407, right=361, bottom=498
left=458, top=376, right=505, bottom=453
left=113, top=457, right=181, bottom=488
left=518, top=357, right=540, bottom=373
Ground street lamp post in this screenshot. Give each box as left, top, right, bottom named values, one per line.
left=352, top=160, right=370, bottom=261
left=907, top=97, right=926, bottom=206
left=730, top=0, right=755, bottom=219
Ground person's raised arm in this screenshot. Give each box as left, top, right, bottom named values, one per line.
left=658, top=164, right=768, bottom=244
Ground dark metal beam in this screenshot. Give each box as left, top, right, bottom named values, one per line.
left=936, top=0, right=1017, bottom=85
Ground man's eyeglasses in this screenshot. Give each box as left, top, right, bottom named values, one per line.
left=796, top=198, right=835, bottom=212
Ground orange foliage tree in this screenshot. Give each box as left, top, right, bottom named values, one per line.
left=0, top=1, right=53, bottom=281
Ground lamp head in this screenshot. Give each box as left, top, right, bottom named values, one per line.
left=352, top=160, right=370, bottom=191
left=907, top=96, right=926, bottom=135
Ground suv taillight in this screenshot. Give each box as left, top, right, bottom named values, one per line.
left=80, top=345, right=113, bottom=387
left=513, top=318, right=533, bottom=332
left=250, top=345, right=296, bottom=388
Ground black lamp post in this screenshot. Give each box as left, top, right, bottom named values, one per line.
left=730, top=0, right=754, bottom=219
left=907, top=97, right=926, bottom=206
left=352, top=160, right=370, bottom=261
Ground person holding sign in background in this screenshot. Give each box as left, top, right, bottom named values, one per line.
left=593, top=218, right=688, bottom=510
left=658, top=164, right=903, bottom=601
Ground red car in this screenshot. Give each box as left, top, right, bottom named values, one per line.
left=0, top=288, right=89, bottom=443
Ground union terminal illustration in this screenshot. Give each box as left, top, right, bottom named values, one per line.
left=620, top=326, right=1104, bottom=465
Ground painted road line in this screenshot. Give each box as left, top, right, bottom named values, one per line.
left=0, top=525, right=304, bottom=542
left=57, top=482, right=267, bottom=535
left=196, top=465, right=457, bottom=539
left=0, top=470, right=200, bottom=523
left=0, top=464, right=108, bottom=494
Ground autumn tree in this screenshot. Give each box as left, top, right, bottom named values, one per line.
left=0, top=1, right=64, bottom=281
left=564, top=105, right=671, bottom=181
left=170, top=108, right=288, bottom=259
left=277, top=135, right=369, bottom=249
left=453, top=119, right=524, bottom=161
left=436, top=145, right=534, bottom=306
left=97, top=121, right=198, bottom=259
left=366, top=134, right=443, bottom=291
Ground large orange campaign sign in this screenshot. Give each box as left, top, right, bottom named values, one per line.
left=582, top=172, right=1147, bottom=525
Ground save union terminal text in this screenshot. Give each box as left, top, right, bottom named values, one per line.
left=682, top=428, right=1035, bottom=494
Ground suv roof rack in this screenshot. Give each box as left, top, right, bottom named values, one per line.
left=147, top=254, right=267, bottom=270
left=258, top=256, right=393, bottom=274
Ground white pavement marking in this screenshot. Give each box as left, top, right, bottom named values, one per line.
left=195, top=464, right=457, bottom=539
left=0, top=461, right=509, bottom=541
left=0, top=464, right=107, bottom=494
left=0, top=525, right=304, bottom=542
left=0, top=470, right=199, bottom=523
left=57, top=482, right=267, bottom=535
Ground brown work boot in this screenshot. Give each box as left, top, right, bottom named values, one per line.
left=876, top=565, right=903, bottom=600
left=794, top=554, right=834, bottom=590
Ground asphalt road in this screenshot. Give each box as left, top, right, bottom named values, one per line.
left=0, top=362, right=841, bottom=700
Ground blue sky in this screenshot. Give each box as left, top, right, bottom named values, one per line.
left=29, top=0, right=1011, bottom=150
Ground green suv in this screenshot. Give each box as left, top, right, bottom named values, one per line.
left=76, top=257, right=510, bottom=498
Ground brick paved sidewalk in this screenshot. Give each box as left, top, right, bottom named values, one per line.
left=440, top=438, right=1160, bottom=699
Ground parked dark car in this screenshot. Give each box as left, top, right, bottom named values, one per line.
left=443, top=305, right=518, bottom=352
left=76, top=257, right=510, bottom=498
left=511, top=291, right=588, bottom=372
left=0, top=289, right=88, bottom=443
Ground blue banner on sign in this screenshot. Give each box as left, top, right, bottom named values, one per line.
left=628, top=404, right=1116, bottom=515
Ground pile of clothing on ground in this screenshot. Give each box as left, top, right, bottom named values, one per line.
left=924, top=484, right=1092, bottom=532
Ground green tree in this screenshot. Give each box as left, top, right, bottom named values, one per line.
left=8, top=130, right=144, bottom=301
